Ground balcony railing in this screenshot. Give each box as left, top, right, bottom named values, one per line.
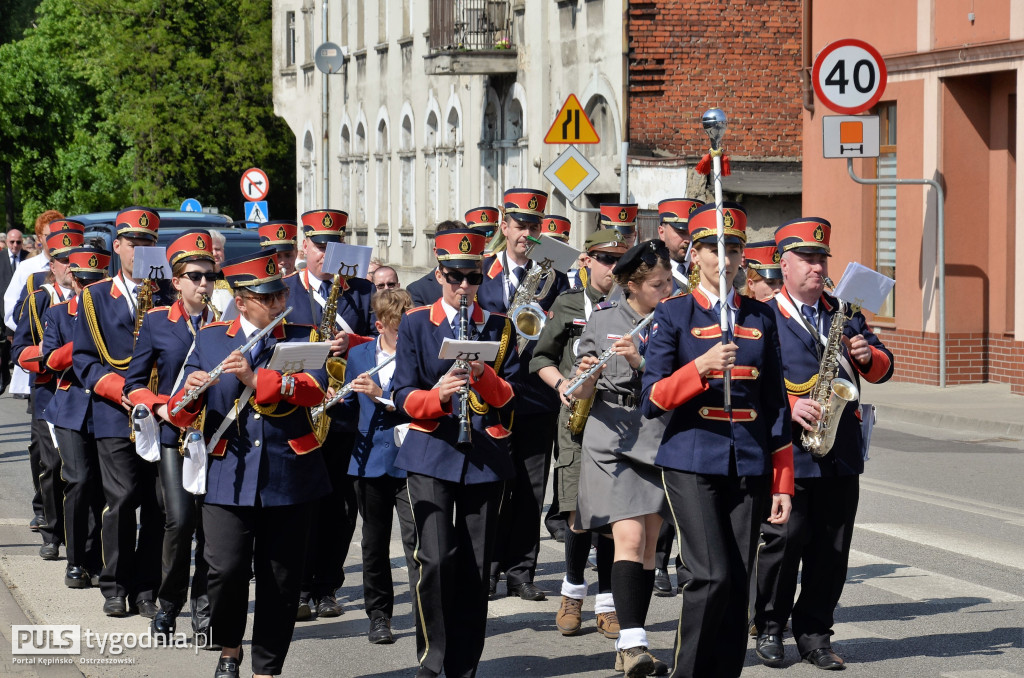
left=429, top=0, right=513, bottom=52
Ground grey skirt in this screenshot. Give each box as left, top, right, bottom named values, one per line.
left=576, top=397, right=668, bottom=530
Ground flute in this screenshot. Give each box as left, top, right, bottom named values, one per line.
left=311, top=353, right=397, bottom=419
left=563, top=311, right=655, bottom=398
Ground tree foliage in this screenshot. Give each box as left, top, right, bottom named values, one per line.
left=0, top=0, right=295, bottom=230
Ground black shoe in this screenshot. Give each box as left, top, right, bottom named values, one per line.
left=653, top=568, right=674, bottom=597
left=552, top=528, right=566, bottom=543
left=29, top=515, right=44, bottom=531
left=213, top=648, right=243, bottom=678
left=151, top=610, right=177, bottom=638
left=134, top=599, right=159, bottom=619
left=90, top=572, right=100, bottom=587
left=296, top=597, right=313, bottom=621
left=508, top=582, right=546, bottom=601
left=102, top=596, right=127, bottom=617
left=488, top=576, right=497, bottom=597
left=65, top=566, right=91, bottom=589
left=803, top=647, right=845, bottom=670
left=756, top=633, right=785, bottom=666
left=316, top=594, right=343, bottom=618
left=39, top=543, right=60, bottom=560
left=368, top=616, right=394, bottom=644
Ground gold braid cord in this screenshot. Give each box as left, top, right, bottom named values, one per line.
left=785, top=374, right=818, bottom=396
left=82, top=288, right=132, bottom=370
left=28, top=292, right=44, bottom=345
left=468, top=317, right=512, bottom=415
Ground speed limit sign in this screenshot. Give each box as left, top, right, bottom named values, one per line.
left=812, top=39, right=887, bottom=115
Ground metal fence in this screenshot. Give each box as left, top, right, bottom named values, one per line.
left=429, top=0, right=513, bottom=51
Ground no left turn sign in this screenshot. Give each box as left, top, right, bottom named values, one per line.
left=812, top=39, right=887, bottom=115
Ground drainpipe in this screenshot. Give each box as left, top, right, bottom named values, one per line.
left=621, top=0, right=629, bottom=202
left=802, top=0, right=814, bottom=113
left=322, top=0, right=329, bottom=206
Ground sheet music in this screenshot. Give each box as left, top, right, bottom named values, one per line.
left=266, top=342, right=331, bottom=372
left=438, top=338, right=500, bottom=362
left=323, top=242, right=373, bottom=279
left=832, top=262, right=895, bottom=314
left=132, top=247, right=170, bottom=279
left=528, top=235, right=582, bottom=273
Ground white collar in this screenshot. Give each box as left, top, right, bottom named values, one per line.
left=375, top=336, right=395, bottom=360
left=699, top=284, right=738, bottom=310
left=238, top=314, right=260, bottom=340
left=119, top=272, right=138, bottom=295
left=440, top=298, right=475, bottom=326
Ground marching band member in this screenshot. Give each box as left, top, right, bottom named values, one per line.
left=541, top=214, right=572, bottom=243
left=656, top=198, right=704, bottom=295
left=73, top=206, right=171, bottom=618
left=124, top=231, right=218, bottom=641
left=743, top=239, right=784, bottom=301
left=283, top=208, right=374, bottom=619
left=571, top=240, right=673, bottom=677
left=12, top=226, right=82, bottom=562
left=406, top=218, right=474, bottom=307
left=478, top=188, right=569, bottom=601
left=600, top=204, right=639, bottom=248
left=392, top=227, right=517, bottom=678
left=530, top=229, right=628, bottom=639
left=167, top=248, right=329, bottom=678
left=41, top=244, right=110, bottom=589
left=641, top=202, right=794, bottom=678
left=259, top=221, right=298, bottom=276
left=752, top=218, right=894, bottom=670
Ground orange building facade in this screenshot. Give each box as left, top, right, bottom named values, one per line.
left=804, top=2, right=1023, bottom=392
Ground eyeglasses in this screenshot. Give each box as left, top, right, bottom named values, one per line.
left=375, top=281, right=400, bottom=290
left=243, top=289, right=289, bottom=305
left=180, top=271, right=218, bottom=283
left=441, top=269, right=484, bottom=286
left=7, top=240, right=22, bottom=245
left=590, top=252, right=622, bottom=266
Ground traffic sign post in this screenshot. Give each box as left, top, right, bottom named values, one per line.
left=812, top=39, right=887, bottom=114
left=240, top=167, right=270, bottom=201
left=244, top=201, right=269, bottom=224
left=180, top=198, right=202, bottom=213
left=544, top=94, right=600, bottom=145
left=543, top=147, right=599, bottom=202
left=822, top=115, right=879, bottom=158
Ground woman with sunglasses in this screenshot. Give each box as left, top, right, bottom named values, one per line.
left=570, top=239, right=673, bottom=677
left=124, top=230, right=218, bottom=641
left=641, top=203, right=793, bottom=678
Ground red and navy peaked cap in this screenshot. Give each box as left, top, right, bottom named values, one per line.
left=744, top=239, right=783, bottom=279
left=658, top=198, right=705, bottom=229
left=688, top=202, right=747, bottom=245
left=435, top=228, right=487, bottom=270
left=541, top=215, right=571, bottom=241
left=465, top=207, right=501, bottom=231
left=775, top=217, right=831, bottom=256
left=47, top=219, right=85, bottom=236
left=116, top=207, right=160, bottom=242
left=47, top=230, right=84, bottom=259
left=68, top=246, right=110, bottom=281
left=599, top=203, right=638, bottom=237
left=259, top=221, right=297, bottom=251
left=503, top=188, right=548, bottom=224
left=168, top=230, right=215, bottom=268
left=222, top=248, right=286, bottom=294
left=300, top=209, right=347, bottom=244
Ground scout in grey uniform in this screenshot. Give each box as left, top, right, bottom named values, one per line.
left=530, top=229, right=628, bottom=640
left=571, top=240, right=673, bottom=677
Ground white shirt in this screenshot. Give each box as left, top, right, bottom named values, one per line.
left=440, top=298, right=477, bottom=332
left=698, top=283, right=738, bottom=332
left=375, top=338, right=396, bottom=393
left=4, top=255, right=50, bottom=331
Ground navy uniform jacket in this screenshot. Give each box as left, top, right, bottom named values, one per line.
left=168, top=317, right=331, bottom=507
left=406, top=268, right=443, bottom=307
left=393, top=299, right=517, bottom=484
left=329, top=337, right=410, bottom=478
left=73, top=276, right=174, bottom=439
left=13, top=270, right=52, bottom=328
left=769, top=288, right=894, bottom=478
left=477, top=253, right=569, bottom=415
left=641, top=287, right=794, bottom=492
left=12, top=285, right=67, bottom=419
left=40, top=296, right=93, bottom=435
left=124, top=301, right=210, bottom=448
left=283, top=268, right=376, bottom=341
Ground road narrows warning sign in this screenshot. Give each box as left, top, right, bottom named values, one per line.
left=544, top=95, right=600, bottom=145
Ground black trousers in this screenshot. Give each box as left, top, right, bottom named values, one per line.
left=407, top=473, right=501, bottom=678
left=753, top=475, right=860, bottom=655
left=54, top=426, right=103, bottom=572
left=95, top=436, right=164, bottom=602
left=654, top=521, right=690, bottom=585
left=490, top=410, right=557, bottom=587
left=204, top=501, right=312, bottom=676
left=354, top=475, right=418, bottom=620
left=300, top=430, right=357, bottom=600
left=34, top=418, right=65, bottom=546
left=27, top=391, right=44, bottom=519
left=663, top=469, right=769, bottom=678
left=156, top=445, right=208, bottom=617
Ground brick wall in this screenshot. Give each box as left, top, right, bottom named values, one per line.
left=627, top=0, right=804, bottom=158
left=872, top=327, right=1024, bottom=395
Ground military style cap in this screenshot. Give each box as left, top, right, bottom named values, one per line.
left=658, top=198, right=705, bottom=230
left=744, top=239, right=783, bottom=280
left=68, top=246, right=110, bottom=281
left=222, top=248, right=286, bottom=294
left=465, top=207, right=501, bottom=233
left=688, top=202, right=747, bottom=245
left=775, top=217, right=831, bottom=256
left=259, top=221, right=297, bottom=252
left=300, top=209, right=347, bottom=244
left=46, top=230, right=84, bottom=259
left=613, top=239, right=669, bottom=276
left=584, top=229, right=629, bottom=255
left=116, top=207, right=160, bottom=242
left=167, top=230, right=215, bottom=268
left=599, top=204, right=638, bottom=239
left=434, top=228, right=486, bottom=270
left=503, top=188, right=548, bottom=224
left=541, top=215, right=571, bottom=242
left=47, top=219, right=86, bottom=235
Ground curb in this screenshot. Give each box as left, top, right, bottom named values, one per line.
left=875, top=404, right=1024, bottom=441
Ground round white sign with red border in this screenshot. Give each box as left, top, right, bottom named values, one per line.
left=240, top=167, right=270, bottom=201
left=812, top=39, right=887, bottom=115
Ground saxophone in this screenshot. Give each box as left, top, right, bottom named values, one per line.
left=508, top=238, right=557, bottom=351
left=313, top=273, right=348, bottom=444
left=800, top=278, right=860, bottom=458
left=201, top=293, right=221, bottom=322
left=134, top=279, right=154, bottom=339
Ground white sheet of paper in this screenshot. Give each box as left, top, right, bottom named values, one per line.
left=832, top=262, right=895, bottom=314
left=438, top=338, right=501, bottom=362
left=132, top=246, right=170, bottom=279
left=323, top=242, right=373, bottom=279
left=375, top=397, right=395, bottom=408
left=528, top=234, right=582, bottom=274
left=266, top=342, right=331, bottom=372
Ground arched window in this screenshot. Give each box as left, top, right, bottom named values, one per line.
left=355, top=122, right=368, bottom=233
left=339, top=124, right=352, bottom=216
left=375, top=116, right=391, bottom=246
left=424, top=109, right=440, bottom=228
left=445, top=105, right=462, bottom=219
left=585, top=95, right=617, bottom=158
left=400, top=112, right=415, bottom=235
left=301, top=130, right=315, bottom=211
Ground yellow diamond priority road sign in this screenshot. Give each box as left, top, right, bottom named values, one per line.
left=544, top=147, right=600, bottom=202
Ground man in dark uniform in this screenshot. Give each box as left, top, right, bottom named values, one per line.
left=392, top=227, right=517, bottom=678
left=168, top=247, right=329, bottom=678
left=599, top=203, right=639, bottom=248
left=477, top=188, right=569, bottom=601
left=406, top=214, right=493, bottom=307
left=259, top=221, right=298, bottom=276
left=282, top=208, right=373, bottom=619
left=74, top=206, right=171, bottom=617
left=753, top=218, right=894, bottom=670
left=530, top=229, right=628, bottom=638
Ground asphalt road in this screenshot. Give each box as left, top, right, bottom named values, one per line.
left=0, top=390, right=1022, bottom=677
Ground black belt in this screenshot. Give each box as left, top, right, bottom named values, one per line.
left=597, top=390, right=639, bottom=409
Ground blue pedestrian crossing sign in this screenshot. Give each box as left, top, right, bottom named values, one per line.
left=180, top=198, right=202, bottom=212
left=244, top=201, right=269, bottom=224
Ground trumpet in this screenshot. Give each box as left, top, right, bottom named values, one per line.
left=564, top=311, right=656, bottom=400
left=311, top=353, right=396, bottom=420
left=170, top=306, right=293, bottom=415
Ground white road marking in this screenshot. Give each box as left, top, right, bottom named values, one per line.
left=847, top=548, right=1024, bottom=602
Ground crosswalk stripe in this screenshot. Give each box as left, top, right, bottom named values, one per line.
left=861, top=477, right=1024, bottom=526
left=856, top=523, right=1024, bottom=573
left=940, top=671, right=1024, bottom=678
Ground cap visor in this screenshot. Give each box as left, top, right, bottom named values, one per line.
left=306, top=234, right=343, bottom=245
left=240, top=278, right=287, bottom=295
left=439, top=259, right=481, bottom=270
left=509, top=213, right=541, bottom=225
left=788, top=245, right=832, bottom=256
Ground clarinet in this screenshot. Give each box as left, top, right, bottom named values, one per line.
left=455, top=295, right=473, bottom=452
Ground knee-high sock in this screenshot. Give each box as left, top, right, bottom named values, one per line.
left=564, top=528, right=590, bottom=586
left=596, top=535, right=614, bottom=594
left=611, top=560, right=647, bottom=632
left=638, top=567, right=655, bottom=624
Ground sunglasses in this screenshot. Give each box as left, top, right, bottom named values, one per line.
left=180, top=271, right=218, bottom=283
left=375, top=281, right=400, bottom=290
left=243, top=289, right=289, bottom=305
left=590, top=252, right=622, bottom=266
left=442, top=269, right=484, bottom=286
left=7, top=240, right=22, bottom=245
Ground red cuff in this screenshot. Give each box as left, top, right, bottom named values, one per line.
left=166, top=388, right=202, bottom=428
left=787, top=393, right=801, bottom=411
left=470, top=364, right=513, bottom=408
left=94, top=372, right=126, bottom=404
left=254, top=370, right=327, bottom=407
left=127, top=387, right=168, bottom=411
left=403, top=388, right=452, bottom=419
left=345, top=334, right=374, bottom=353
left=771, top=444, right=795, bottom=495
left=648, top=361, right=709, bottom=411
left=857, top=346, right=892, bottom=383
left=47, top=342, right=74, bottom=371
left=17, top=345, right=44, bottom=373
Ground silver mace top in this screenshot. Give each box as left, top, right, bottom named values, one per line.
left=701, top=108, right=727, bottom=150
